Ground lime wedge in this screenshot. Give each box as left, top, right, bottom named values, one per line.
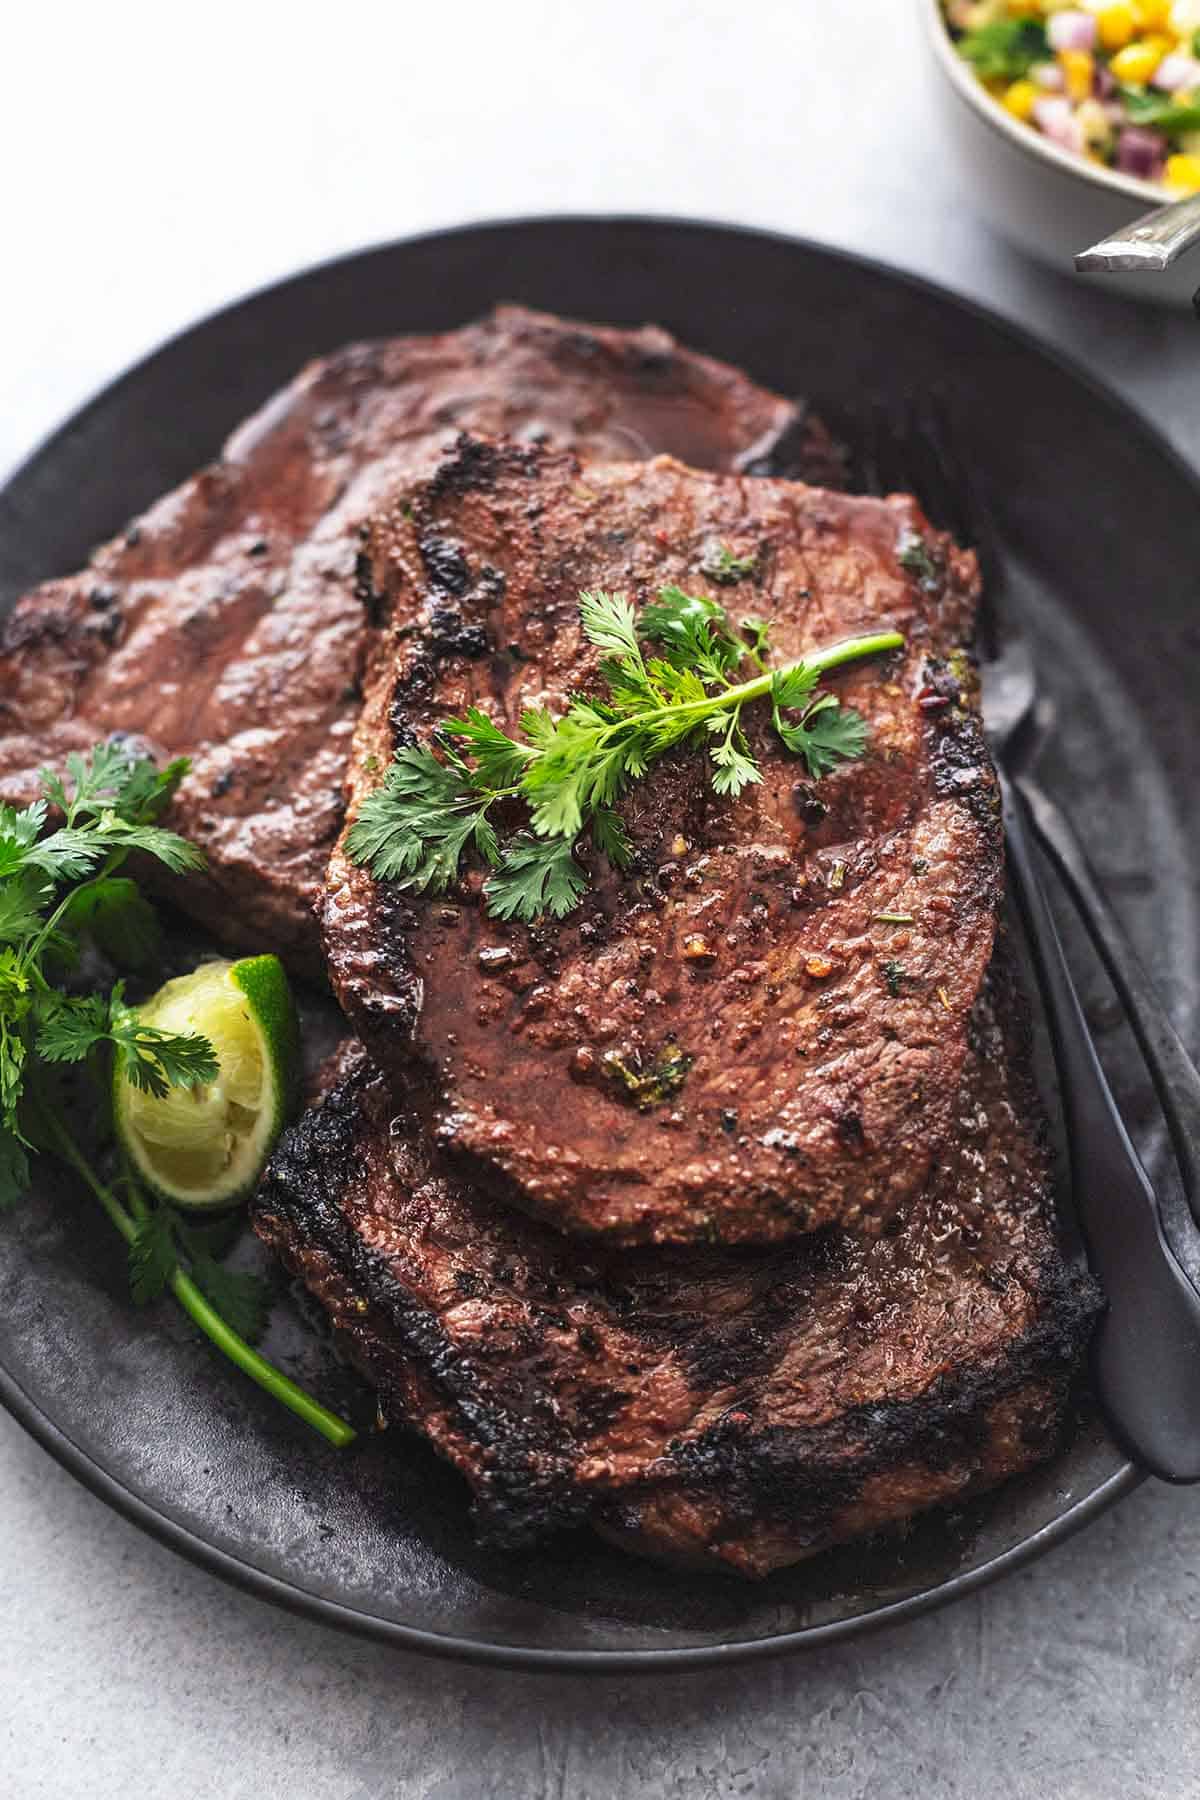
left=114, top=955, right=300, bottom=1211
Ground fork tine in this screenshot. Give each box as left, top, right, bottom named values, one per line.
left=908, top=392, right=971, bottom=543
left=849, top=391, right=1007, bottom=658
left=919, top=395, right=1007, bottom=654
left=843, top=399, right=885, bottom=498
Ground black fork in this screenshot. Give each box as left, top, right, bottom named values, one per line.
left=851, top=396, right=1200, bottom=1483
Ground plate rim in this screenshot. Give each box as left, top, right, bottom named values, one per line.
left=0, top=1353, right=1143, bottom=1672
left=1, top=210, right=1165, bottom=1670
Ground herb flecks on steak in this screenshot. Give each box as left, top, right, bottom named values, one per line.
left=323, top=438, right=1001, bottom=1246
left=0, top=307, right=840, bottom=969
left=344, top=581, right=901, bottom=924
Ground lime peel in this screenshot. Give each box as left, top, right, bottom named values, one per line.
left=114, top=956, right=300, bottom=1211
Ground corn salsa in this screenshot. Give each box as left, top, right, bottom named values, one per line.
left=942, top=0, right=1200, bottom=189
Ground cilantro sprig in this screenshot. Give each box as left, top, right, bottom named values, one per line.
left=347, top=585, right=903, bottom=922
left=1, top=745, right=354, bottom=1448
left=1119, top=84, right=1200, bottom=134
left=953, top=17, right=1048, bottom=81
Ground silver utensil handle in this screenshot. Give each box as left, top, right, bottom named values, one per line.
left=1017, top=772, right=1200, bottom=1220
left=1001, top=770, right=1200, bottom=1483
left=1076, top=191, right=1200, bottom=273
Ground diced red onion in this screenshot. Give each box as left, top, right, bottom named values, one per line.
left=1034, top=95, right=1086, bottom=153
left=1117, top=125, right=1167, bottom=180
left=1153, top=52, right=1200, bottom=91
left=1093, top=64, right=1118, bottom=101
left=1033, top=61, right=1065, bottom=91
left=1047, top=10, right=1097, bottom=51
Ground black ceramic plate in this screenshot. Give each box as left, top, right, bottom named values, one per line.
left=3, top=217, right=1197, bottom=1672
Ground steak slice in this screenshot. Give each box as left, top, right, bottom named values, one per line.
left=252, top=949, right=1101, bottom=1580
left=0, top=306, right=837, bottom=970
left=324, top=436, right=1000, bottom=1243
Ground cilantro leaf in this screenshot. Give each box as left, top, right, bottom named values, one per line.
left=23, top=827, right=112, bottom=883
left=709, top=715, right=762, bottom=798
left=578, top=589, right=643, bottom=662
left=40, top=744, right=134, bottom=821
left=345, top=589, right=897, bottom=923
left=188, top=1254, right=272, bottom=1344
left=92, top=817, right=204, bottom=874
left=473, top=811, right=502, bottom=868
left=0, top=802, right=48, bottom=883
left=441, top=708, right=533, bottom=789
left=59, top=876, right=162, bottom=969
left=1120, top=85, right=1200, bottom=132
left=954, top=17, right=1047, bottom=81
left=519, top=707, right=560, bottom=751
left=520, top=713, right=629, bottom=839
left=41, top=743, right=190, bottom=830
left=770, top=661, right=821, bottom=711
left=345, top=747, right=495, bottom=892
left=773, top=695, right=868, bottom=780
left=0, top=800, right=47, bottom=848
left=484, top=836, right=588, bottom=922
left=24, top=747, right=201, bottom=889
left=33, top=988, right=216, bottom=1094
left=34, top=992, right=111, bottom=1063
left=22, top=815, right=200, bottom=884
left=591, top=806, right=631, bottom=869
left=111, top=1013, right=218, bottom=1098
left=129, top=1205, right=177, bottom=1304
left=0, top=960, right=30, bottom=1135
left=0, top=869, right=51, bottom=947
left=639, top=586, right=744, bottom=684
left=108, top=755, right=191, bottom=825
left=799, top=705, right=869, bottom=776
left=0, top=740, right=356, bottom=1448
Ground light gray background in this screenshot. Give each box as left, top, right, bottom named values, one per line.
left=3, top=4, right=1198, bottom=1796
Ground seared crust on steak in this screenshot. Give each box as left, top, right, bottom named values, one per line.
left=0, top=307, right=837, bottom=969
left=324, top=437, right=1000, bottom=1243
left=252, top=948, right=1101, bottom=1579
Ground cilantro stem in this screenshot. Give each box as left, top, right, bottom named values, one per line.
left=589, top=629, right=904, bottom=750
left=167, top=1268, right=356, bottom=1449
left=29, top=1092, right=357, bottom=1450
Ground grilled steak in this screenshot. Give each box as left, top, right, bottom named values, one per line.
left=252, top=948, right=1101, bottom=1579
left=0, top=306, right=840, bottom=970
left=324, top=437, right=1000, bottom=1243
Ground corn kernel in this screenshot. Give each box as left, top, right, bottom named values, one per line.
left=1096, top=2, right=1138, bottom=47
left=1059, top=47, right=1096, bottom=98
left=1165, top=151, right=1200, bottom=186
left=1110, top=38, right=1164, bottom=78
left=1003, top=77, right=1040, bottom=119
left=1132, top=0, right=1173, bottom=28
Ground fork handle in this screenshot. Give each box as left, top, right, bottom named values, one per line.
left=1075, top=191, right=1200, bottom=274
left=1001, top=771, right=1200, bottom=1482
left=1016, top=772, right=1200, bottom=1232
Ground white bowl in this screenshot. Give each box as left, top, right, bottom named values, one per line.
left=920, top=0, right=1195, bottom=307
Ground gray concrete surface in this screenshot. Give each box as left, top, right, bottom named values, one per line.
left=3, top=3, right=1199, bottom=1795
